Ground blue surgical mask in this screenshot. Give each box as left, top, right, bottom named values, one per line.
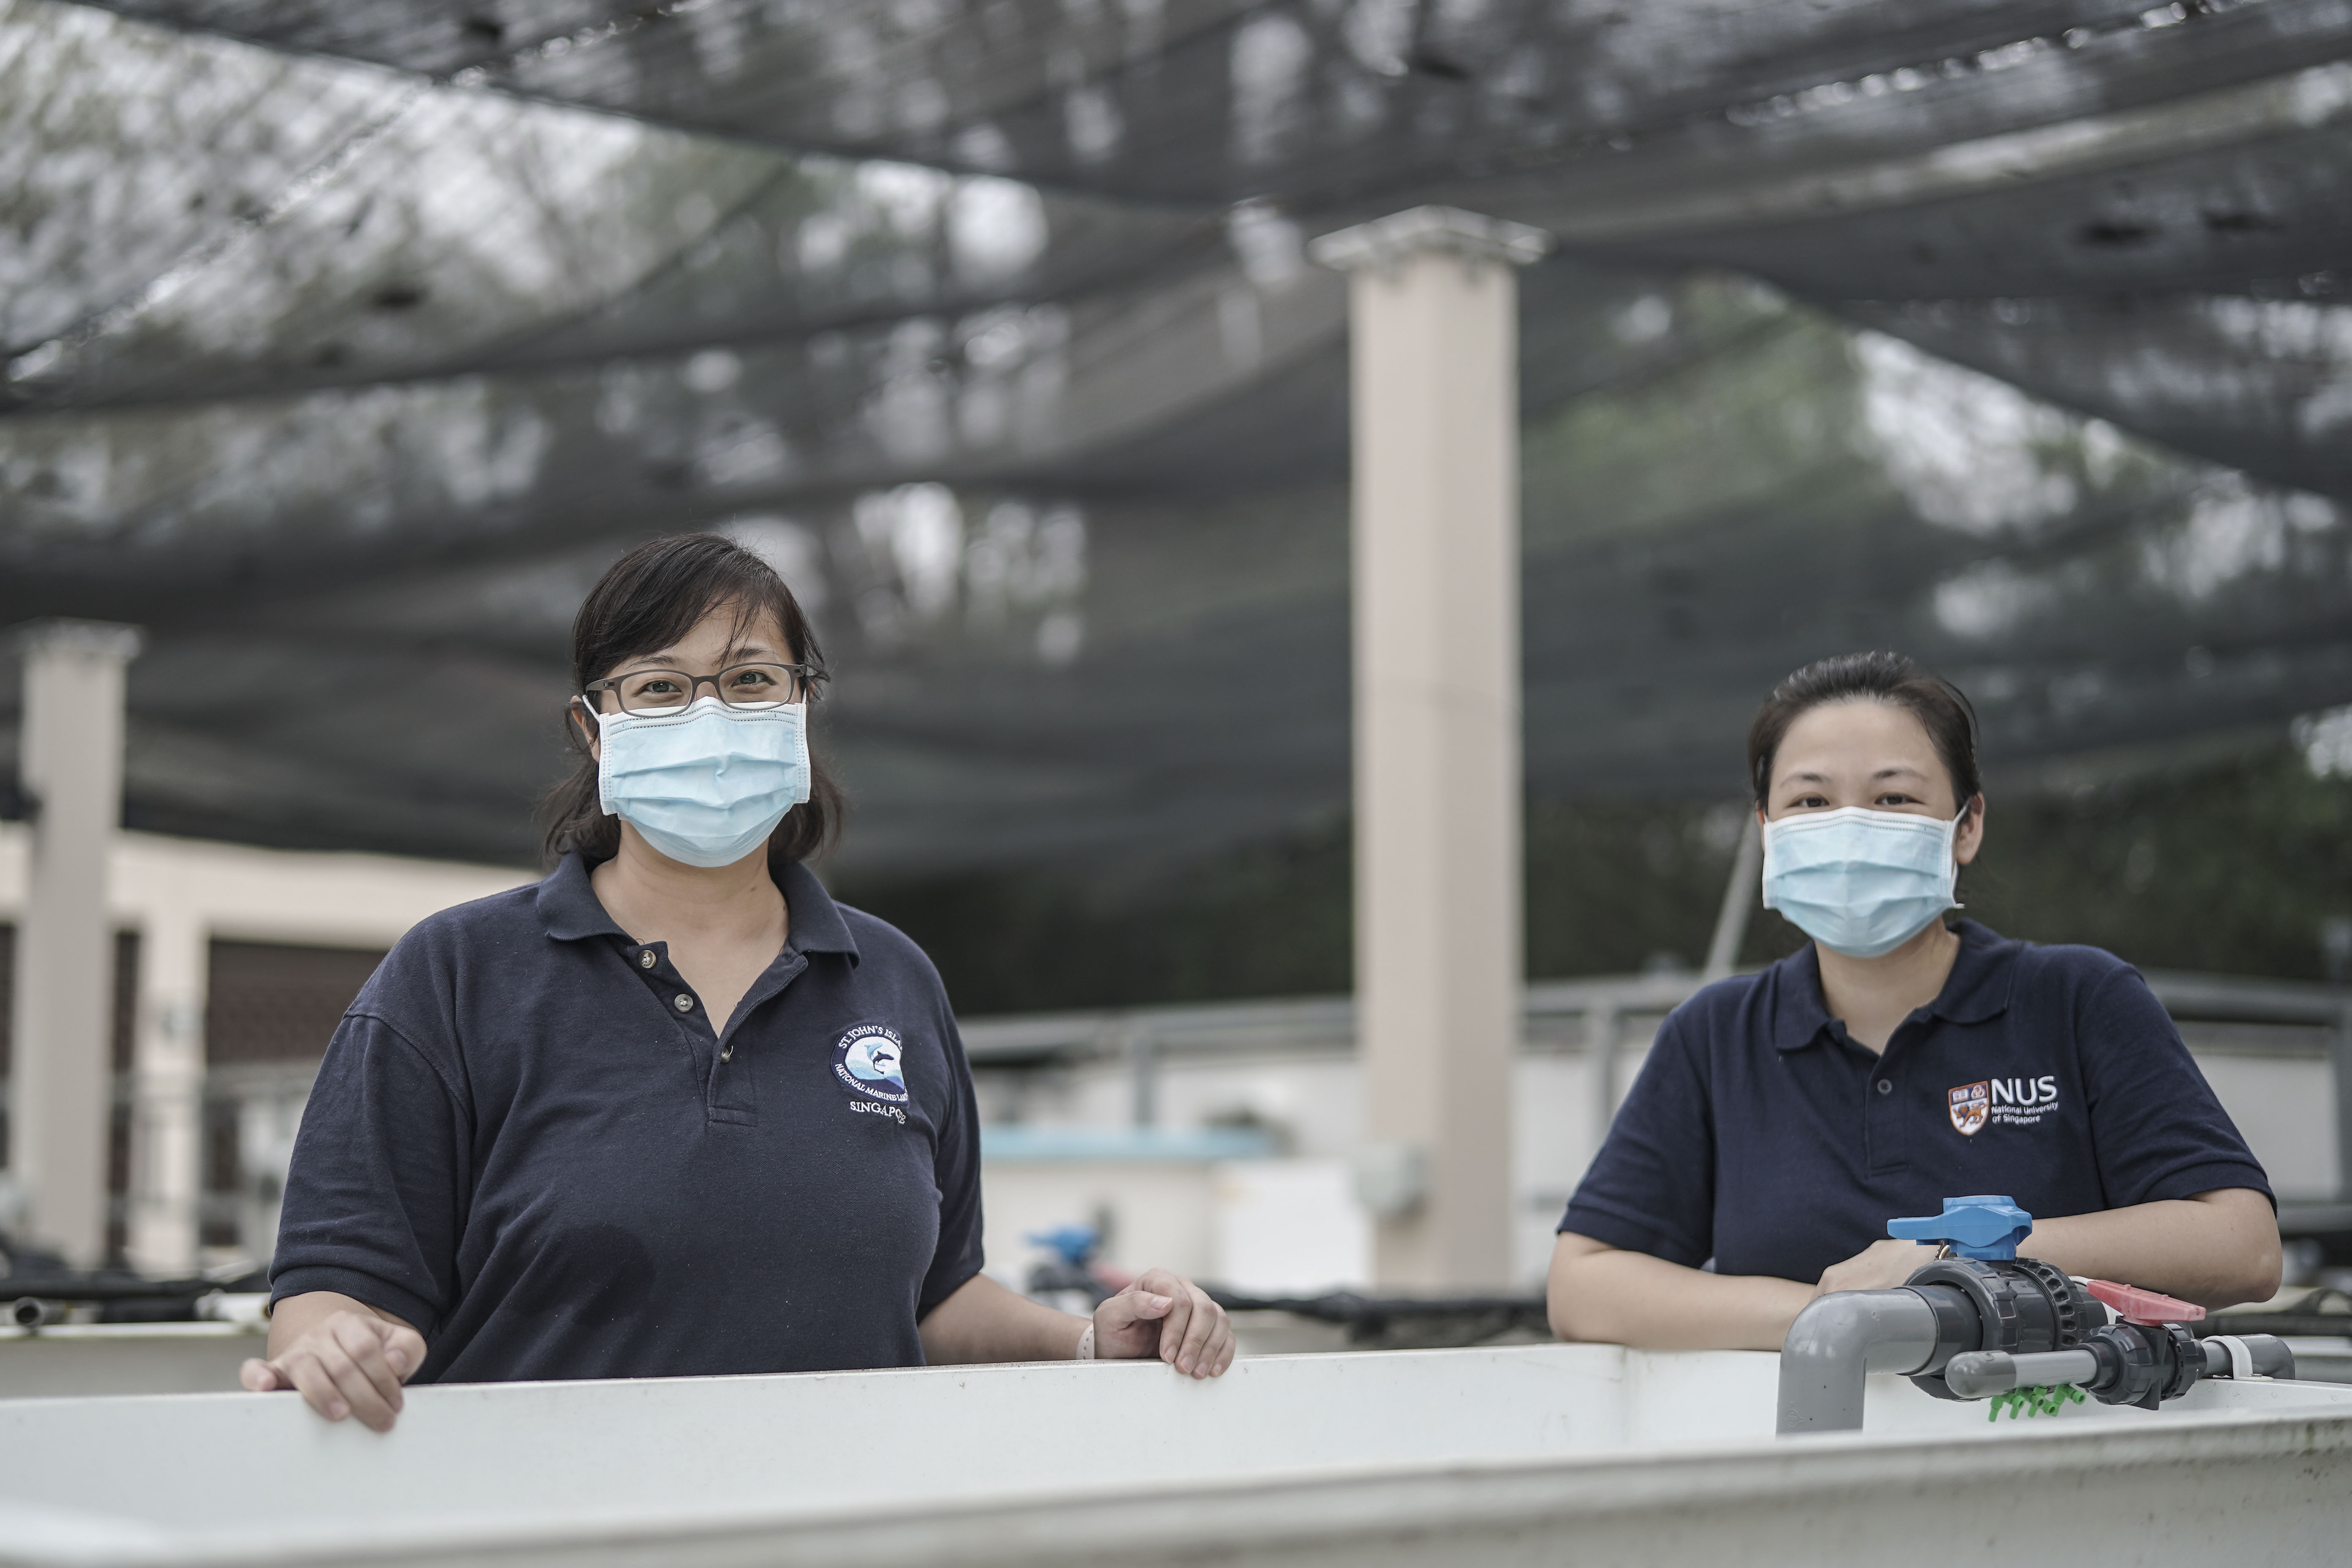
left=1761, top=806, right=1965, bottom=959
left=597, top=697, right=811, bottom=869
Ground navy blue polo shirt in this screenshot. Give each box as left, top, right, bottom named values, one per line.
left=1560, top=921, right=2270, bottom=1285
left=269, top=852, right=984, bottom=1384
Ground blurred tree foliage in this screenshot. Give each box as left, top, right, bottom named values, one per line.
left=842, top=744, right=2352, bottom=1014
left=1960, top=746, right=2352, bottom=980
left=841, top=817, right=1354, bottom=1016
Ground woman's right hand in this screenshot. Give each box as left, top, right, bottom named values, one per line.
left=239, top=1293, right=425, bottom=1432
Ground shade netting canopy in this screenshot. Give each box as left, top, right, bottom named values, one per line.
left=3, top=0, right=2348, bottom=873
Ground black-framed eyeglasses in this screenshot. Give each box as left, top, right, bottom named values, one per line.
left=583, top=662, right=825, bottom=715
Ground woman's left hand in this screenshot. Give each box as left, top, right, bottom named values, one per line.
left=1813, top=1239, right=1941, bottom=1298
left=1093, top=1267, right=1234, bottom=1379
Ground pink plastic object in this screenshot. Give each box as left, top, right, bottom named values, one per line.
left=2085, top=1278, right=2205, bottom=1325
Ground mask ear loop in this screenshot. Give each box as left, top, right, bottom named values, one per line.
left=575, top=695, right=625, bottom=820
left=1946, top=798, right=1978, bottom=915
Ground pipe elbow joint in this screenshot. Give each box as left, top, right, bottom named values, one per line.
left=1776, top=1288, right=1942, bottom=1436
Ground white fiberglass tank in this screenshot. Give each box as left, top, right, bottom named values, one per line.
left=1, top=1344, right=2348, bottom=1567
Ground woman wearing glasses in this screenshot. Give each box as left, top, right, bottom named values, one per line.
left=244, top=533, right=1233, bottom=1431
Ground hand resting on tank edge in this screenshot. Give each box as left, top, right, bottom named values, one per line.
left=1094, top=1267, right=1237, bottom=1379
left=917, top=1266, right=1235, bottom=1378
left=1812, top=1239, right=1943, bottom=1299
left=239, top=1291, right=427, bottom=1432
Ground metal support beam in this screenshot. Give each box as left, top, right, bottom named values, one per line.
left=1124, top=1021, right=1158, bottom=1130
left=1702, top=814, right=1764, bottom=981
left=2336, top=1001, right=2352, bottom=1205
left=8, top=619, right=141, bottom=1267
left=1584, top=1004, right=1624, bottom=1163
left=1313, top=208, right=1546, bottom=1290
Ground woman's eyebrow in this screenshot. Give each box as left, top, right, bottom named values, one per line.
left=616, top=642, right=782, bottom=671
left=1872, top=765, right=1930, bottom=780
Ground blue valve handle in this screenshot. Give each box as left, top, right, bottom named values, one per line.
left=1025, top=1224, right=1101, bottom=1267
left=1887, top=1195, right=2033, bottom=1260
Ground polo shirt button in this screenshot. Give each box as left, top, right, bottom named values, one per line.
left=673, top=994, right=695, bottom=1013
left=639, top=950, right=657, bottom=970
left=1875, top=1079, right=1892, bottom=1095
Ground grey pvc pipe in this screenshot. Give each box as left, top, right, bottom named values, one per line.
left=2200, top=1334, right=2297, bottom=1380
left=8, top=1297, right=61, bottom=1329
left=1945, top=1333, right=2297, bottom=1401
left=1776, top=1289, right=1941, bottom=1435
left=1944, top=1347, right=2098, bottom=1398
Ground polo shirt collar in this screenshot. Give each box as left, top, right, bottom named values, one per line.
left=1769, top=917, right=2015, bottom=1051
left=1770, top=944, right=1834, bottom=1052
left=534, top=851, right=861, bottom=966
left=1924, top=918, right=2014, bottom=1025
left=537, top=852, right=625, bottom=942
left=777, top=859, right=860, bottom=964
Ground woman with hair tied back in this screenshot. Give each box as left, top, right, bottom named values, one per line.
left=242, top=534, right=1232, bottom=1432
left=1548, top=652, right=2281, bottom=1350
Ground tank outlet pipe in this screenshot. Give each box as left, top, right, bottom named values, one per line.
left=1944, top=1333, right=2295, bottom=1403
left=1776, top=1288, right=1946, bottom=1435
left=1945, top=1347, right=2100, bottom=1398
left=2199, top=1333, right=2295, bottom=1382
left=8, top=1297, right=62, bottom=1329
left=1781, top=1196, right=2115, bottom=1435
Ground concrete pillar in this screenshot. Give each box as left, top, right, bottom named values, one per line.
left=1312, top=208, right=1547, bottom=1290
left=9, top=620, right=142, bottom=1267
left=125, top=910, right=205, bottom=1277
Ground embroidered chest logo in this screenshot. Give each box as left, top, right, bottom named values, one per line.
left=834, top=1023, right=908, bottom=1106
left=1949, top=1075, right=2058, bottom=1134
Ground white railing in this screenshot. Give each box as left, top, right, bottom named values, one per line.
left=958, top=968, right=2352, bottom=1227
left=958, top=972, right=1712, bottom=1154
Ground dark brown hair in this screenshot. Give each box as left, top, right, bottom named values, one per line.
left=541, top=532, right=844, bottom=869
left=1746, top=651, right=1981, bottom=815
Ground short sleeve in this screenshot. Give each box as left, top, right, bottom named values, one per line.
left=1558, top=1008, right=1718, bottom=1268
left=916, top=1010, right=986, bottom=1318
left=269, top=1010, right=472, bottom=1334
left=2075, top=966, right=2272, bottom=1210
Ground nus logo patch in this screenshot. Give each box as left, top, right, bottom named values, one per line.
left=1949, top=1075, right=2060, bottom=1133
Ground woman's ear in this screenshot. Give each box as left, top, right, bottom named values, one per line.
left=1954, top=793, right=1986, bottom=866
left=570, top=698, right=601, bottom=762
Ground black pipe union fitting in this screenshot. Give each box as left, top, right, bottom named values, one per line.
left=1903, top=1257, right=2106, bottom=1401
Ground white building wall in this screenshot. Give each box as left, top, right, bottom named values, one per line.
left=0, top=824, right=529, bottom=1272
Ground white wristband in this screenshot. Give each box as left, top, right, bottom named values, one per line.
left=1074, top=1323, right=1095, bottom=1361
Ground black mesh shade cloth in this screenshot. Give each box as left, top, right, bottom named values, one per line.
left=3, top=0, right=2348, bottom=871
